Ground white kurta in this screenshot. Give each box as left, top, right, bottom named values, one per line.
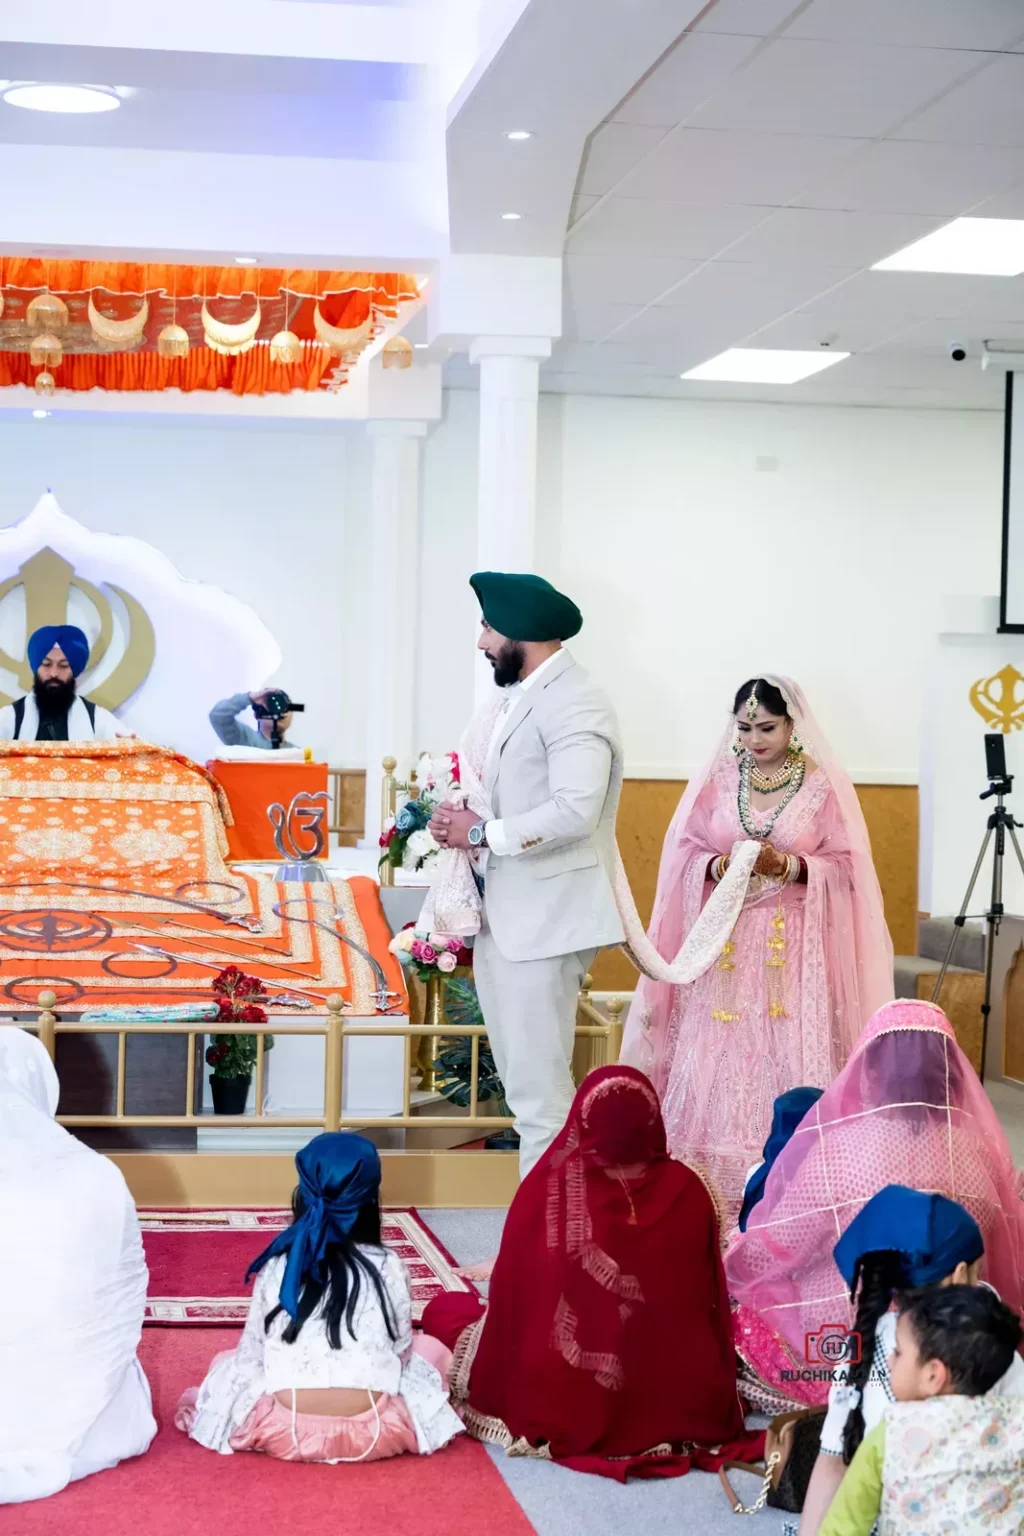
left=0, top=695, right=121, bottom=741
left=0, top=1028, right=156, bottom=1505
left=185, top=1249, right=463, bottom=1456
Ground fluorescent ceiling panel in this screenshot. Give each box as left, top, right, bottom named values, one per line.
left=873, top=218, right=1024, bottom=276
left=681, top=348, right=850, bottom=383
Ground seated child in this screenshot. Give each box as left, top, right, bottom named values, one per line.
left=176, top=1132, right=463, bottom=1462
left=820, top=1286, right=1024, bottom=1536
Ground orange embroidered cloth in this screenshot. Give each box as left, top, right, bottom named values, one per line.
left=0, top=743, right=405, bottom=1013
left=208, top=759, right=329, bottom=864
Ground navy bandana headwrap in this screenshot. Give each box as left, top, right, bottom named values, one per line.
left=738, top=1086, right=823, bottom=1232
left=833, top=1184, right=984, bottom=1289
left=245, top=1132, right=382, bottom=1321
left=27, top=624, right=90, bottom=678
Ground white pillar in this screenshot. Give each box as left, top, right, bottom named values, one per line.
left=365, top=420, right=427, bottom=832
left=470, top=336, right=551, bottom=702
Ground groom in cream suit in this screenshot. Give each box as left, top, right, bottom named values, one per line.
left=429, top=572, right=623, bottom=1175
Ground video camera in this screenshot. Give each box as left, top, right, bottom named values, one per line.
left=251, top=689, right=304, bottom=749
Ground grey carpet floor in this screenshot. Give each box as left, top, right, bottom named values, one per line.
left=421, top=1209, right=782, bottom=1536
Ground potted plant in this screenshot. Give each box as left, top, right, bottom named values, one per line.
left=205, top=966, right=274, bottom=1115
left=433, top=975, right=518, bottom=1151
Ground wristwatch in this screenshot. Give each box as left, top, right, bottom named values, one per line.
left=467, top=820, right=488, bottom=848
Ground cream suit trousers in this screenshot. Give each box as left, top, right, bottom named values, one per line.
left=472, top=924, right=597, bottom=1177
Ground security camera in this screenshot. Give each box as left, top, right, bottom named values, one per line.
left=949, top=342, right=967, bottom=362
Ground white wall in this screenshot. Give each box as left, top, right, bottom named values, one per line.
left=0, top=417, right=360, bottom=764
left=0, top=393, right=1004, bottom=786
left=415, top=394, right=1004, bottom=783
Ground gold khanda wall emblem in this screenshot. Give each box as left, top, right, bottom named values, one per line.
left=969, top=664, right=1024, bottom=734
left=0, top=547, right=155, bottom=708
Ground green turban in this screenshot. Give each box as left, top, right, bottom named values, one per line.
left=470, top=571, right=582, bottom=642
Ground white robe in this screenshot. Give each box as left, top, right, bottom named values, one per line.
left=0, top=1029, right=156, bottom=1504
left=0, top=695, right=120, bottom=741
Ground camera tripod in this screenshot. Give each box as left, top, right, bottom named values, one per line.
left=931, top=771, right=1024, bottom=1084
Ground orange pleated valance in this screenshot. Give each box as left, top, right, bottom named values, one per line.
left=0, top=260, right=420, bottom=396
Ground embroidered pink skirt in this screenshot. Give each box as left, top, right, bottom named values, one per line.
left=176, top=1336, right=454, bottom=1464
left=229, top=1392, right=419, bottom=1462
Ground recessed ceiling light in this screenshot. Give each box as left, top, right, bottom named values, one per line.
left=501, top=212, right=522, bottom=221
left=414, top=343, right=428, bottom=349
left=681, top=348, right=850, bottom=384
left=234, top=256, right=258, bottom=266
left=2, top=83, right=120, bottom=114
left=32, top=409, right=50, bottom=420
left=505, top=130, right=532, bottom=141
left=872, top=217, right=1024, bottom=276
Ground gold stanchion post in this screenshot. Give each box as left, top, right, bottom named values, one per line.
left=418, top=972, right=444, bottom=1092
left=606, top=996, right=625, bottom=1064
left=380, top=757, right=398, bottom=888
left=323, top=994, right=345, bottom=1129
left=37, top=989, right=57, bottom=1061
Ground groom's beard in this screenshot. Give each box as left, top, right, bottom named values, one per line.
left=487, top=641, right=525, bottom=690
left=34, top=675, right=77, bottom=717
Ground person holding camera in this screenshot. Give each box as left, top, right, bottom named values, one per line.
left=209, top=690, right=297, bottom=750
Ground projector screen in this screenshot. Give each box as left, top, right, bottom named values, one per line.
left=1000, top=372, right=1024, bottom=629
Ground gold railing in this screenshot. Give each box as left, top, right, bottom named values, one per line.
left=25, top=985, right=625, bottom=1133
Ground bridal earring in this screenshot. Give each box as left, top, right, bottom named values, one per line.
left=788, top=731, right=804, bottom=758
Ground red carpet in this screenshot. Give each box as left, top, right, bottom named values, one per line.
left=142, top=1208, right=471, bottom=1323
left=3, top=1328, right=537, bottom=1536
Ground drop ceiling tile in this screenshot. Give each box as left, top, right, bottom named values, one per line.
left=612, top=31, right=763, bottom=129
left=893, top=54, right=1024, bottom=145
left=653, top=258, right=855, bottom=324
left=968, top=183, right=1024, bottom=218
left=565, top=252, right=702, bottom=307
left=563, top=301, right=649, bottom=343
left=578, top=122, right=668, bottom=196
left=784, top=0, right=1024, bottom=50
left=794, top=139, right=1024, bottom=215
left=693, top=0, right=810, bottom=37
left=566, top=197, right=769, bottom=259
left=723, top=206, right=941, bottom=266
left=690, top=38, right=982, bottom=138
left=618, top=127, right=862, bottom=204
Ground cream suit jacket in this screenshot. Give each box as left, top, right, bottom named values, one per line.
left=483, top=649, right=624, bottom=963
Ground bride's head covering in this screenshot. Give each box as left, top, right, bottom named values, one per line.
left=621, top=675, right=893, bottom=1093
left=725, top=1000, right=1024, bottom=1401
left=0, top=1027, right=151, bottom=1502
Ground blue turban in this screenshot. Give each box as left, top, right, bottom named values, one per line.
left=245, top=1132, right=382, bottom=1321
left=27, top=624, right=90, bottom=678
left=738, top=1086, right=823, bottom=1231
left=833, top=1184, right=984, bottom=1289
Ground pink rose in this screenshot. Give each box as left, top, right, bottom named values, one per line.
left=411, top=940, right=427, bottom=961
left=449, top=752, right=461, bottom=785
left=436, top=950, right=457, bottom=973
left=428, top=933, right=450, bottom=949
left=419, top=944, right=438, bottom=964
left=446, top=937, right=462, bottom=953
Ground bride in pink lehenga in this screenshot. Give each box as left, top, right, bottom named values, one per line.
left=620, top=676, right=894, bottom=1226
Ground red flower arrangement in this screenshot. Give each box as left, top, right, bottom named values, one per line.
left=205, top=966, right=274, bottom=1079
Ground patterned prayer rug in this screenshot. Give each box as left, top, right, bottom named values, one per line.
left=141, top=1207, right=471, bottom=1324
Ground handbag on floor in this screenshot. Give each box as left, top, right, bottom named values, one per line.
left=718, top=1407, right=826, bottom=1514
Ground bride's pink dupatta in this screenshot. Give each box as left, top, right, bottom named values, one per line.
left=725, top=1000, right=1024, bottom=1405
left=621, top=676, right=893, bottom=1099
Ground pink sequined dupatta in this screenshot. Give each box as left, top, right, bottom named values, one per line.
left=620, top=675, right=893, bottom=1096
left=725, top=1000, right=1024, bottom=1404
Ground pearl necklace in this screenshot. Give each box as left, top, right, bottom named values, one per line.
left=737, top=751, right=805, bottom=840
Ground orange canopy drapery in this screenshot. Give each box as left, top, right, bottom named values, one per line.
left=0, top=260, right=420, bottom=397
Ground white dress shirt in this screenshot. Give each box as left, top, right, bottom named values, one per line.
left=484, top=648, right=566, bottom=858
